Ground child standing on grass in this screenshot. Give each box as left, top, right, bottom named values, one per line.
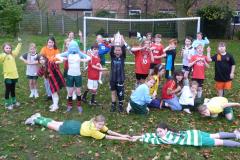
left=56, top=41, right=91, bottom=113
left=38, top=56, right=65, bottom=112
left=192, top=32, right=210, bottom=49
left=20, top=43, right=39, bottom=98
left=164, top=39, right=177, bottom=79
left=126, top=76, right=156, bottom=115
left=40, top=37, right=60, bottom=100
left=131, top=40, right=154, bottom=87
left=0, top=38, right=22, bottom=110
left=189, top=44, right=210, bottom=98
left=149, top=34, right=165, bottom=74
left=180, top=36, right=195, bottom=79
left=161, top=71, right=183, bottom=111
left=132, top=122, right=240, bottom=147
left=96, top=35, right=111, bottom=66
left=25, top=114, right=132, bottom=141
left=207, top=42, right=235, bottom=97
left=198, top=96, right=240, bottom=121
left=82, top=44, right=107, bottom=106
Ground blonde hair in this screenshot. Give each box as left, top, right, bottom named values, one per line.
left=63, top=38, right=71, bottom=52
left=29, top=43, right=36, bottom=51
left=155, top=34, right=162, bottom=38
left=198, top=105, right=208, bottom=116
left=93, top=115, right=106, bottom=123
left=190, top=80, right=199, bottom=88
left=141, top=39, right=151, bottom=46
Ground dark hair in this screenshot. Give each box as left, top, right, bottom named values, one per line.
left=157, top=122, right=178, bottom=132
left=173, top=70, right=184, bottom=87
left=152, top=64, right=164, bottom=76
left=185, top=36, right=192, bottom=42
left=47, top=36, right=58, bottom=49
left=91, top=43, right=99, bottom=50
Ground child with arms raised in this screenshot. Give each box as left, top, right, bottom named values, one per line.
left=0, top=38, right=22, bottom=110
left=131, top=40, right=154, bottom=87
left=20, top=43, right=39, bottom=98
left=56, top=41, right=91, bottom=113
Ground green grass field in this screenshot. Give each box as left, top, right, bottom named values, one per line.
left=0, top=35, right=240, bottom=160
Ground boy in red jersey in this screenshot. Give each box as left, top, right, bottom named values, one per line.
left=82, top=44, right=107, bottom=105
left=149, top=34, right=165, bottom=74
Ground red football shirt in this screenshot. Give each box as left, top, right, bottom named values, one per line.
left=161, top=79, right=176, bottom=99
left=151, top=43, right=164, bottom=64
left=134, top=50, right=151, bottom=74
left=88, top=55, right=101, bottom=80
left=190, top=54, right=208, bottom=79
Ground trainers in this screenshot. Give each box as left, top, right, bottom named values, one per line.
left=82, top=98, right=87, bottom=103
left=126, top=103, right=132, bottom=114
left=118, top=104, right=124, bottom=113
left=89, top=101, right=98, bottom=106
left=65, top=106, right=72, bottom=113
left=98, top=80, right=103, bottom=85
left=78, top=106, right=83, bottom=114
left=34, top=91, right=39, bottom=98
left=29, top=92, right=34, bottom=98
left=183, top=108, right=191, bottom=114
left=13, top=102, right=20, bottom=107
left=25, top=113, right=41, bottom=125
left=49, top=105, right=59, bottom=112
left=5, top=105, right=13, bottom=110
left=110, top=104, right=116, bottom=112
left=234, top=129, right=240, bottom=139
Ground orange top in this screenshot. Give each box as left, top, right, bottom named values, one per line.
left=40, top=46, right=60, bottom=62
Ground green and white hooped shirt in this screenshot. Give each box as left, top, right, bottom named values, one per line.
left=140, top=130, right=202, bottom=146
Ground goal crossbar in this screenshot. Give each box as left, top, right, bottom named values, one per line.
left=83, top=16, right=201, bottom=51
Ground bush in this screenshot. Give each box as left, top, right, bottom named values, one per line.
left=95, top=27, right=105, bottom=36
left=197, top=5, right=233, bottom=38
left=235, top=30, right=240, bottom=40
left=95, top=10, right=115, bottom=18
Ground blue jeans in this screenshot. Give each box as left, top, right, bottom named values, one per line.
left=163, top=96, right=182, bottom=111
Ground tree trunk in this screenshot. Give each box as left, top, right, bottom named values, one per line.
left=176, top=0, right=188, bottom=41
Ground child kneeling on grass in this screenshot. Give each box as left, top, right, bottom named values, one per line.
left=126, top=76, right=156, bottom=115
left=132, top=122, right=240, bottom=147
left=25, top=114, right=131, bottom=141
left=198, top=97, right=240, bottom=121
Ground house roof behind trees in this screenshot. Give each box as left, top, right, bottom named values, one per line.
left=62, top=0, right=92, bottom=11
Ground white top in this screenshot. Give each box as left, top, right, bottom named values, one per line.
left=68, top=54, right=81, bottom=76
left=22, top=53, right=39, bottom=76
left=179, top=86, right=195, bottom=106
left=182, top=46, right=195, bottom=66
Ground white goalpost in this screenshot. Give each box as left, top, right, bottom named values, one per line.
left=83, top=16, right=201, bottom=65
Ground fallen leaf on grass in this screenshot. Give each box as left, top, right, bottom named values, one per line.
left=200, top=149, right=211, bottom=159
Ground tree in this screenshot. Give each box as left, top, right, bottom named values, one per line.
left=0, top=0, right=24, bottom=36
left=166, top=0, right=198, bottom=40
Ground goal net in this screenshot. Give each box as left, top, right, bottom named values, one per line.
left=83, top=16, right=201, bottom=65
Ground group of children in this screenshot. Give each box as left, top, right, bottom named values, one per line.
left=1, top=30, right=240, bottom=148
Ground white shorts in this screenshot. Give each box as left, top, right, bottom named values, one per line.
left=87, top=79, right=98, bottom=90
